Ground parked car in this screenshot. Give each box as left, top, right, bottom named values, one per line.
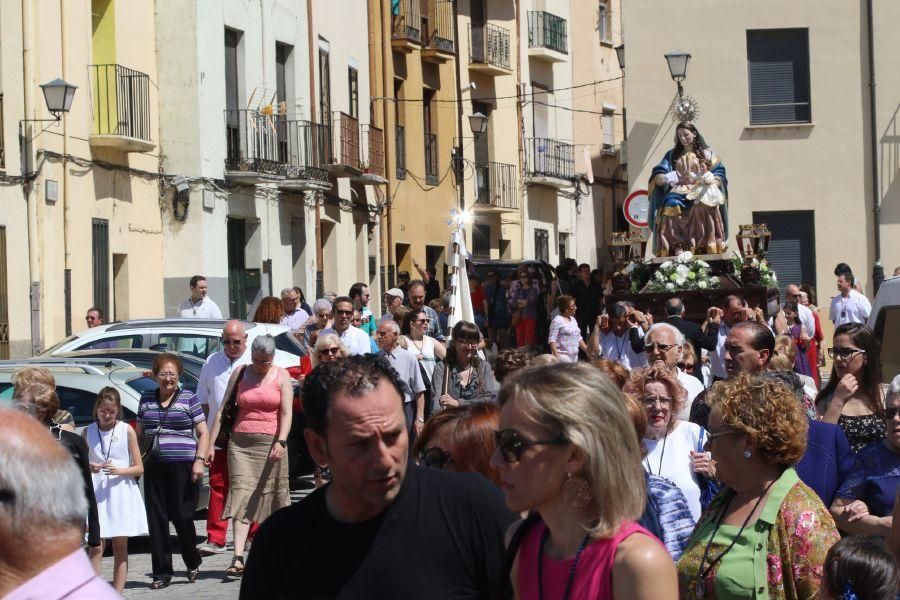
left=0, top=349, right=204, bottom=392
left=868, top=275, right=900, bottom=384
left=41, top=318, right=303, bottom=368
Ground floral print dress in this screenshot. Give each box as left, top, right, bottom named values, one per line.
left=677, top=468, right=839, bottom=599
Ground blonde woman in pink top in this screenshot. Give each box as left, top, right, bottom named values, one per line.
left=208, top=335, right=293, bottom=578
left=492, top=362, right=677, bottom=600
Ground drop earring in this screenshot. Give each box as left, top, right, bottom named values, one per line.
left=561, top=472, right=593, bottom=508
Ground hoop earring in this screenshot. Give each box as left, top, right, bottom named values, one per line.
left=562, top=472, right=593, bottom=509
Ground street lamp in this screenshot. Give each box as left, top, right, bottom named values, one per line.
left=468, top=112, right=488, bottom=138
left=615, top=44, right=625, bottom=70
left=20, top=78, right=78, bottom=174
left=664, top=51, right=691, bottom=98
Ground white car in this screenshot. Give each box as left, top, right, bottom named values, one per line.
left=42, top=318, right=302, bottom=368
left=868, top=275, right=900, bottom=384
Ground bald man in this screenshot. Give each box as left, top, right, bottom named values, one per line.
left=0, top=408, right=118, bottom=598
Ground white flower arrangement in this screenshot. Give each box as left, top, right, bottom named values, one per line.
left=731, top=252, right=778, bottom=287
left=646, top=252, right=720, bottom=293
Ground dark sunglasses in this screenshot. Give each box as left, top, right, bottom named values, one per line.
left=419, top=447, right=453, bottom=469
left=221, top=338, right=244, bottom=346
left=493, top=429, right=566, bottom=463
left=319, top=347, right=340, bottom=356
left=677, top=362, right=696, bottom=373
left=827, top=347, right=866, bottom=360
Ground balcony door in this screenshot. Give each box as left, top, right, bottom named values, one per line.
left=225, top=29, right=241, bottom=163
left=470, top=0, right=485, bottom=61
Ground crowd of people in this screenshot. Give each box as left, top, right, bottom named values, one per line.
left=5, top=258, right=900, bottom=599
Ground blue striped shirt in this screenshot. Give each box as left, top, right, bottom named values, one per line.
left=137, top=388, right=204, bottom=463
left=645, top=473, right=696, bottom=560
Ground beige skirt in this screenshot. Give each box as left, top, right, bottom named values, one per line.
left=222, top=432, right=290, bottom=523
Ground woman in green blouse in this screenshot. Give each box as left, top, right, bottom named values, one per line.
left=676, top=373, right=839, bottom=599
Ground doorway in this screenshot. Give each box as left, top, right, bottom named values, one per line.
left=753, top=210, right=815, bottom=298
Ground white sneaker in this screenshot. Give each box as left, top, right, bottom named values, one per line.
left=198, top=541, right=227, bottom=556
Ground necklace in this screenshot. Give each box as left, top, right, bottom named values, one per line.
left=693, top=478, right=778, bottom=598
left=190, top=297, right=202, bottom=316
left=643, top=431, right=668, bottom=477
left=410, top=337, right=425, bottom=360
left=98, top=421, right=118, bottom=462
left=537, top=528, right=591, bottom=600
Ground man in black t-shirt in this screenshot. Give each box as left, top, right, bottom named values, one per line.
left=241, top=355, right=515, bottom=600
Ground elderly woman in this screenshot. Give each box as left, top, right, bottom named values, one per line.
left=413, top=402, right=501, bottom=485
left=676, top=372, right=839, bottom=599
left=493, top=363, right=677, bottom=599
left=135, top=353, right=208, bottom=589
left=816, top=323, right=885, bottom=453
left=208, top=335, right=292, bottom=578
left=401, top=308, right=446, bottom=381
left=431, top=321, right=499, bottom=411
left=13, top=381, right=101, bottom=551
left=297, top=298, right=333, bottom=355
left=624, top=367, right=713, bottom=522
left=830, top=379, right=900, bottom=537
left=4, top=365, right=76, bottom=430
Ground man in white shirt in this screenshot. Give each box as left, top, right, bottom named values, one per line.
left=595, top=302, right=647, bottom=370
left=196, top=320, right=251, bottom=555
left=643, top=322, right=704, bottom=420
left=280, top=287, right=310, bottom=334
left=177, top=275, right=223, bottom=319
left=786, top=284, right=817, bottom=337
left=830, top=272, right=871, bottom=326
left=333, top=296, right=372, bottom=355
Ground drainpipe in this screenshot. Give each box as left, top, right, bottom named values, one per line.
left=22, top=0, right=41, bottom=354
left=306, top=0, right=323, bottom=298
left=377, top=0, right=394, bottom=297
left=60, top=0, right=72, bottom=336
left=515, top=0, right=526, bottom=258
left=452, top=0, right=464, bottom=212
left=865, top=0, right=882, bottom=293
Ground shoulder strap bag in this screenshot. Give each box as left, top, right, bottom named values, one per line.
left=215, top=365, right=247, bottom=449
left=140, top=390, right=173, bottom=469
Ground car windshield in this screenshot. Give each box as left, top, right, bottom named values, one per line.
left=41, top=335, right=78, bottom=355
left=274, top=332, right=303, bottom=356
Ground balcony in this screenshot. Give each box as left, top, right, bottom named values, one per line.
left=469, top=23, right=512, bottom=75
left=395, top=125, right=406, bottom=179
left=277, top=119, right=331, bottom=192
left=524, top=138, right=575, bottom=188
left=422, top=0, right=455, bottom=63
left=326, top=111, right=361, bottom=177
left=89, top=64, right=155, bottom=152
left=527, top=11, right=568, bottom=62
left=424, top=132, right=438, bottom=185
left=225, top=109, right=286, bottom=184
left=356, top=124, right=388, bottom=185
left=474, top=161, right=518, bottom=212
left=391, top=0, right=421, bottom=52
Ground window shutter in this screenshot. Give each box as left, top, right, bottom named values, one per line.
left=225, top=30, right=240, bottom=126
left=747, top=29, right=810, bottom=125
left=752, top=211, right=816, bottom=299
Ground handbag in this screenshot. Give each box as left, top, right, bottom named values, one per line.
left=140, top=392, right=173, bottom=469
left=215, top=365, right=247, bottom=449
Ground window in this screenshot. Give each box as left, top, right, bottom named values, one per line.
left=534, top=229, right=550, bottom=262
left=275, top=43, right=292, bottom=107
left=752, top=210, right=815, bottom=300
left=77, top=335, right=144, bottom=351
left=601, top=108, right=615, bottom=149
left=318, top=46, right=331, bottom=128
left=472, top=224, right=491, bottom=259
left=92, top=219, right=109, bottom=323
left=57, top=386, right=136, bottom=428
left=157, top=334, right=222, bottom=359
left=127, top=374, right=197, bottom=396
left=348, top=67, right=359, bottom=119
left=225, top=29, right=242, bottom=157
left=746, top=29, right=810, bottom=125
left=558, top=232, right=569, bottom=261
left=598, top=2, right=611, bottom=43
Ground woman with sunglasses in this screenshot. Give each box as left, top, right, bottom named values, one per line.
left=401, top=308, right=446, bottom=381
left=624, top=367, right=713, bottom=522
left=431, top=321, right=499, bottom=411
left=413, top=403, right=501, bottom=485
left=493, top=362, right=677, bottom=600
left=829, top=382, right=900, bottom=537
left=676, top=372, right=839, bottom=599
left=816, top=323, right=885, bottom=453
left=207, top=335, right=292, bottom=579
left=678, top=341, right=699, bottom=379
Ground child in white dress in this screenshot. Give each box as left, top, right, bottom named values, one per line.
left=84, top=387, right=149, bottom=594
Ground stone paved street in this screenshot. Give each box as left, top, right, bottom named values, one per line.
left=101, top=520, right=240, bottom=599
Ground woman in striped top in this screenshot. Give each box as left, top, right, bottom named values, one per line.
left=136, top=353, right=209, bottom=590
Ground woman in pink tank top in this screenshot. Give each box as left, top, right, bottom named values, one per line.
left=490, top=363, right=678, bottom=599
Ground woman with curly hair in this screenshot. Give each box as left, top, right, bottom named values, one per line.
left=624, top=367, right=713, bottom=522
left=816, top=323, right=885, bottom=453
left=492, top=349, right=532, bottom=384
left=677, top=372, right=839, bottom=599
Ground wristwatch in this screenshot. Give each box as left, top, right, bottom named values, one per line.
left=276, top=439, right=287, bottom=448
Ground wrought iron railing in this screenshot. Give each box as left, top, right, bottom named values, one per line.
left=89, top=64, right=152, bottom=141
left=395, top=125, right=406, bottom=179
left=469, top=23, right=511, bottom=71
left=474, top=161, right=517, bottom=209
left=361, top=124, right=385, bottom=177
left=225, top=109, right=284, bottom=175
left=527, top=11, right=568, bottom=54
left=331, top=111, right=360, bottom=170
left=525, top=138, right=575, bottom=182
left=392, top=0, right=421, bottom=43
left=278, top=119, right=329, bottom=183
left=425, top=0, right=455, bottom=53
left=424, top=132, right=438, bottom=185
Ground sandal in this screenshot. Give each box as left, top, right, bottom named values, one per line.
left=224, top=555, right=245, bottom=577
left=187, top=567, right=200, bottom=583
left=149, top=578, right=171, bottom=590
